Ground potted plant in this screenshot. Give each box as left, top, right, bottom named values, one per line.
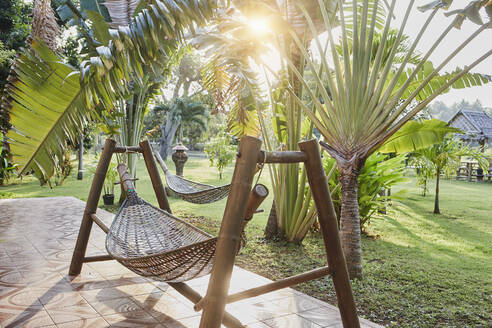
left=103, top=163, right=118, bottom=205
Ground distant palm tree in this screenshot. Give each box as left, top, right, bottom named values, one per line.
left=157, top=99, right=207, bottom=160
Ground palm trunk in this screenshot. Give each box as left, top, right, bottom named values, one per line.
left=339, top=170, right=363, bottom=279
left=264, top=201, right=278, bottom=239
left=434, top=168, right=440, bottom=214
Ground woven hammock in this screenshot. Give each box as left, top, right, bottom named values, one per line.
left=155, top=153, right=231, bottom=204
left=106, top=191, right=217, bottom=282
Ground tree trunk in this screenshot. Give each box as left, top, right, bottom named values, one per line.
left=77, top=134, right=83, bottom=180
left=159, top=118, right=180, bottom=160
left=434, top=168, right=440, bottom=214
left=264, top=201, right=278, bottom=239
left=339, top=170, right=363, bottom=279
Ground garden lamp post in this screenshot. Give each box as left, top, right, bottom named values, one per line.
left=172, top=142, right=188, bottom=176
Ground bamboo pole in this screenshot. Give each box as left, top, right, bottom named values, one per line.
left=194, top=184, right=269, bottom=312
left=127, top=160, right=244, bottom=328
left=257, top=150, right=307, bottom=164
left=89, top=213, right=109, bottom=234
left=226, top=266, right=331, bottom=304
left=83, top=255, right=113, bottom=263
left=199, top=136, right=262, bottom=328
left=69, top=139, right=116, bottom=275
left=140, top=139, right=171, bottom=212
left=298, top=139, right=360, bottom=328
left=170, top=283, right=244, bottom=328
left=241, top=184, right=268, bottom=230
left=113, top=146, right=143, bottom=153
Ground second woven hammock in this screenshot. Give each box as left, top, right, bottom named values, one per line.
left=154, top=152, right=231, bottom=204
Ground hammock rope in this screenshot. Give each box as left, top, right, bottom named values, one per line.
left=106, top=190, right=218, bottom=282
left=154, top=152, right=231, bottom=204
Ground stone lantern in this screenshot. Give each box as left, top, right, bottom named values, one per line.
left=171, top=142, right=189, bottom=176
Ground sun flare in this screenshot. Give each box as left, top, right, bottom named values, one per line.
left=247, top=17, right=269, bottom=35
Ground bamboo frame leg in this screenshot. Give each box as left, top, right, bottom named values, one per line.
left=143, top=152, right=245, bottom=328
left=199, top=136, right=262, bottom=328
left=69, top=139, right=116, bottom=275
left=140, top=139, right=171, bottom=213
left=298, top=139, right=360, bottom=328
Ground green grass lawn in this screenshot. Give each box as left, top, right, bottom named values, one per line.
left=1, top=154, right=491, bottom=327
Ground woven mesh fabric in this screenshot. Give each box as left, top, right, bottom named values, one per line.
left=106, top=191, right=217, bottom=282
left=165, top=171, right=231, bottom=204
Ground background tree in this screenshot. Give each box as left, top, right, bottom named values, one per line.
left=151, top=98, right=208, bottom=159
left=410, top=135, right=489, bottom=214
left=290, top=0, right=491, bottom=278
left=204, top=125, right=237, bottom=179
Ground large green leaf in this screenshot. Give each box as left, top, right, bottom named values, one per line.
left=378, top=119, right=461, bottom=154
left=4, top=41, right=87, bottom=182
left=395, top=64, right=491, bottom=101
left=4, top=0, right=217, bottom=182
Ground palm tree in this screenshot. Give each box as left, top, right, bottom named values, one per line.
left=288, top=0, right=491, bottom=278
left=2, top=0, right=217, bottom=183
left=156, top=98, right=207, bottom=160
left=410, top=136, right=489, bottom=214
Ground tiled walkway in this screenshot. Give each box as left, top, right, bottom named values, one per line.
left=0, top=197, right=382, bottom=328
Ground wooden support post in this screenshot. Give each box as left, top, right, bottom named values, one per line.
left=298, top=139, right=360, bottom=328
left=199, top=136, right=262, bottom=328
left=257, top=150, right=307, bottom=164
left=83, top=255, right=113, bottom=263
left=89, top=213, right=109, bottom=234
left=170, top=283, right=244, bottom=328
left=140, top=139, right=171, bottom=213
left=142, top=157, right=244, bottom=328
left=226, top=266, right=331, bottom=304
left=69, top=139, right=116, bottom=275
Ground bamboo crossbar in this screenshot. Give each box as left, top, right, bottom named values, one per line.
left=168, top=282, right=244, bottom=328
left=225, top=266, right=332, bottom=304
left=83, top=255, right=113, bottom=263
left=257, top=150, right=307, bottom=164
left=113, top=146, right=143, bottom=153
left=89, top=213, right=109, bottom=234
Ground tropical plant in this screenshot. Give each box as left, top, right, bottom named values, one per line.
left=2, top=0, right=217, bottom=184
left=410, top=136, right=489, bottom=214
left=204, top=125, right=237, bottom=179
left=194, top=0, right=341, bottom=243
left=152, top=98, right=208, bottom=160
left=324, top=152, right=407, bottom=232
left=286, top=0, right=491, bottom=278
left=103, top=162, right=118, bottom=195
left=0, top=144, right=16, bottom=185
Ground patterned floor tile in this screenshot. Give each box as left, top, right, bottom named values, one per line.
left=0, top=308, right=55, bottom=327
left=45, top=303, right=100, bottom=324
left=102, top=310, right=160, bottom=327
left=263, top=313, right=322, bottom=328
left=91, top=296, right=144, bottom=316
left=297, top=307, right=343, bottom=327
left=55, top=317, right=111, bottom=328
left=0, top=197, right=382, bottom=328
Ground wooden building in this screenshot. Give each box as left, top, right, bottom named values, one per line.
left=448, top=110, right=492, bottom=148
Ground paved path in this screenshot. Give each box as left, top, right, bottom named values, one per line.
left=0, top=197, right=382, bottom=327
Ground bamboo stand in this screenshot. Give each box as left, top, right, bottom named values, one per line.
left=69, top=136, right=360, bottom=328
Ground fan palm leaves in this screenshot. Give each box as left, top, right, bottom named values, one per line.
left=3, top=0, right=217, bottom=182
left=288, top=0, right=491, bottom=278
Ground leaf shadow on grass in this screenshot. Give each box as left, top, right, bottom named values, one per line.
left=395, top=199, right=492, bottom=253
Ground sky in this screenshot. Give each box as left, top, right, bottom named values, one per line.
left=392, top=0, right=492, bottom=108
